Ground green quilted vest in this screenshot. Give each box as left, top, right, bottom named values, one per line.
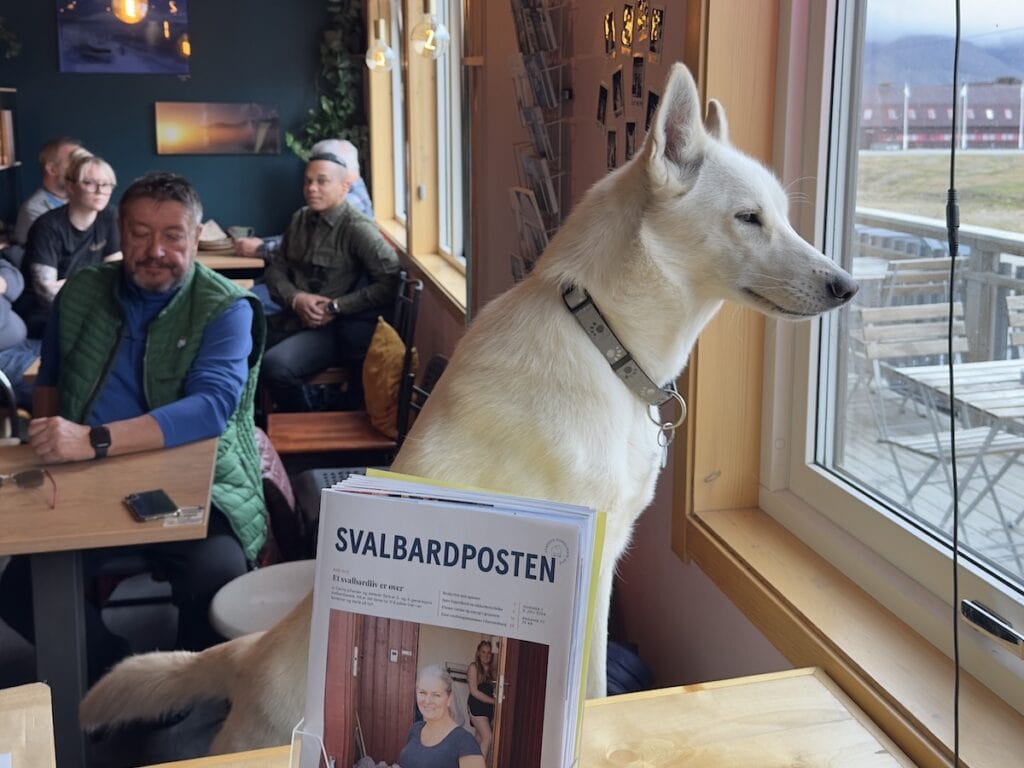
left=56, top=261, right=268, bottom=562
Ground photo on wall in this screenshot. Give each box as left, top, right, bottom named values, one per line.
left=620, top=4, right=635, bottom=53
left=154, top=102, right=281, bottom=155
left=607, top=129, right=618, bottom=171
left=612, top=67, right=624, bottom=117
left=649, top=5, right=665, bottom=62
left=57, top=0, right=191, bottom=74
left=645, top=89, right=660, bottom=132
left=631, top=55, right=645, bottom=105
left=603, top=10, right=616, bottom=57
left=625, top=121, right=637, bottom=161
left=597, top=83, right=609, bottom=126
left=635, top=0, right=651, bottom=42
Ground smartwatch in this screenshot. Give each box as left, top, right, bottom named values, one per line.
left=89, top=425, right=111, bottom=459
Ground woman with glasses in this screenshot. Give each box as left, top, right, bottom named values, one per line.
left=17, top=151, right=121, bottom=336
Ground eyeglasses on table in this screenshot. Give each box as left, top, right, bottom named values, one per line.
left=0, top=468, right=57, bottom=509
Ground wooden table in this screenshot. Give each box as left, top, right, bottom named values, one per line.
left=882, top=358, right=1024, bottom=528
left=0, top=438, right=217, bottom=768
left=22, top=356, right=40, bottom=385
left=138, top=668, right=913, bottom=767
left=0, top=683, right=56, bottom=768
left=886, top=359, right=1024, bottom=425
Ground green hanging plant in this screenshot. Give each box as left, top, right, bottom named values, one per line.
left=0, top=17, right=21, bottom=59
left=285, top=2, right=369, bottom=169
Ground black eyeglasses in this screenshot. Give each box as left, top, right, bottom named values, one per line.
left=0, top=469, right=57, bottom=509
left=78, top=180, right=115, bottom=193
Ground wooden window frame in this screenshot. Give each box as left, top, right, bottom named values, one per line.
left=368, top=0, right=467, bottom=317
left=670, top=2, right=1024, bottom=767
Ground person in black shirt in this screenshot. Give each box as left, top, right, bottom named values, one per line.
left=18, top=153, right=120, bottom=336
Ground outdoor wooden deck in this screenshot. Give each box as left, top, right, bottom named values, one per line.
left=837, top=376, right=1024, bottom=582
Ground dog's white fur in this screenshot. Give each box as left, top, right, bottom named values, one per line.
left=79, top=64, right=856, bottom=754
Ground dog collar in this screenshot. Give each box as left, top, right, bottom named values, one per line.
left=562, top=284, right=679, bottom=407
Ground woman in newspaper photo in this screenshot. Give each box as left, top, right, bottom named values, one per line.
left=400, top=665, right=485, bottom=768
left=466, top=641, right=496, bottom=761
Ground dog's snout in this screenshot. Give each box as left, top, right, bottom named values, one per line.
left=828, top=274, right=859, bottom=303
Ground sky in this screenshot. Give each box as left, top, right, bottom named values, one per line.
left=866, top=0, right=1024, bottom=45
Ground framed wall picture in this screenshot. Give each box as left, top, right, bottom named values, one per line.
left=57, top=0, right=191, bottom=74
left=154, top=102, right=281, bottom=155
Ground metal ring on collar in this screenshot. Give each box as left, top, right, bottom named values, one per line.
left=648, top=388, right=687, bottom=430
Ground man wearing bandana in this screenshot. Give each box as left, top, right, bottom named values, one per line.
left=262, top=139, right=400, bottom=412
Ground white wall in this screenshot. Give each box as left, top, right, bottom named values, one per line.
left=616, top=461, right=790, bottom=686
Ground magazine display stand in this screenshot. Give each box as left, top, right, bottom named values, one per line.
left=509, top=1, right=570, bottom=280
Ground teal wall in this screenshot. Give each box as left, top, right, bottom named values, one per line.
left=0, top=1, right=342, bottom=235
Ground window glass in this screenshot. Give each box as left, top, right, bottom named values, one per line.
left=820, top=0, right=1024, bottom=599
left=436, top=0, right=465, bottom=265
left=391, top=11, right=407, bottom=224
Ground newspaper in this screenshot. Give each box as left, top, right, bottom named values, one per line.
left=298, top=473, right=603, bottom=768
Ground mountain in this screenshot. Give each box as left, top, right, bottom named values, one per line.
left=863, top=35, right=1024, bottom=87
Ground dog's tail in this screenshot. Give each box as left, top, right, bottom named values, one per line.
left=79, top=634, right=259, bottom=730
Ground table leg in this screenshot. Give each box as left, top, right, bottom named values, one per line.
left=30, top=550, right=88, bottom=768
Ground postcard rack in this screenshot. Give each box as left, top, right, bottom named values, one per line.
left=508, top=1, right=570, bottom=282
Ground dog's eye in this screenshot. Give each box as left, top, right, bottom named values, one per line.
left=736, top=211, right=763, bottom=226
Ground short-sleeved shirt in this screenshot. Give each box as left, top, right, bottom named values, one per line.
left=24, top=206, right=120, bottom=282
left=398, top=721, right=482, bottom=768
left=13, top=187, right=66, bottom=245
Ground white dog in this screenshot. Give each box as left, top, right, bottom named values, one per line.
left=80, top=63, right=856, bottom=754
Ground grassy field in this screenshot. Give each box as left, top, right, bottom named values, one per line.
left=856, top=151, right=1024, bottom=233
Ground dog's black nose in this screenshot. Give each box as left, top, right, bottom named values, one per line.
left=828, top=274, right=859, bottom=302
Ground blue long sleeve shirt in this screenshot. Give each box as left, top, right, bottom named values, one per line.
left=37, top=274, right=253, bottom=448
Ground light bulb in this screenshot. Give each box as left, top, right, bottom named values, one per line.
left=366, top=18, right=395, bottom=72
left=411, top=0, right=450, bottom=60
left=112, top=0, right=148, bottom=25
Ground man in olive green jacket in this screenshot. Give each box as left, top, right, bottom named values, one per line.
left=263, top=138, right=399, bottom=412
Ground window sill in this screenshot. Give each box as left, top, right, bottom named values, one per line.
left=377, top=219, right=467, bottom=320
left=685, top=505, right=1024, bottom=768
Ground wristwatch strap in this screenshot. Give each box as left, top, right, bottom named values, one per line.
left=89, top=425, right=111, bottom=459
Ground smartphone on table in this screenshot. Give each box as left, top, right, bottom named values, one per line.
left=123, top=489, right=179, bottom=522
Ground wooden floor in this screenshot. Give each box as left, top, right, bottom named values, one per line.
left=835, top=375, right=1024, bottom=583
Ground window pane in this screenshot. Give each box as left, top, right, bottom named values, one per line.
left=820, top=1, right=1024, bottom=594
left=392, top=11, right=407, bottom=224
left=436, top=0, right=464, bottom=265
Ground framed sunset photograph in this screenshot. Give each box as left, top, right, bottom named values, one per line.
left=154, top=101, right=281, bottom=155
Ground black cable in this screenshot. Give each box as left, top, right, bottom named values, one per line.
left=945, top=1, right=962, bottom=765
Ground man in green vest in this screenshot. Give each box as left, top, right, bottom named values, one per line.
left=0, top=172, right=267, bottom=681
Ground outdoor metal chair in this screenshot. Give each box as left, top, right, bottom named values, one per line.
left=853, top=302, right=1024, bottom=543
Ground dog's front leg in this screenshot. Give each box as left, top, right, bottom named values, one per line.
left=586, top=561, right=616, bottom=698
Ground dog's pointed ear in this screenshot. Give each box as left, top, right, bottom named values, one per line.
left=645, top=63, right=706, bottom=189
left=704, top=98, right=729, bottom=143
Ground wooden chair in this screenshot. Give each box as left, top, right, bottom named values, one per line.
left=258, top=270, right=417, bottom=419
left=0, top=369, right=22, bottom=445
left=264, top=275, right=423, bottom=461
left=290, top=354, right=449, bottom=551
left=880, top=256, right=965, bottom=306
left=1006, top=294, right=1024, bottom=358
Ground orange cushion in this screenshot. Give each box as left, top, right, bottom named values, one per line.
left=362, top=317, right=417, bottom=439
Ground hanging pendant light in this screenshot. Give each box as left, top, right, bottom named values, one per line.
left=111, top=0, right=148, bottom=25
left=366, top=17, right=395, bottom=72
left=411, top=0, right=450, bottom=60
